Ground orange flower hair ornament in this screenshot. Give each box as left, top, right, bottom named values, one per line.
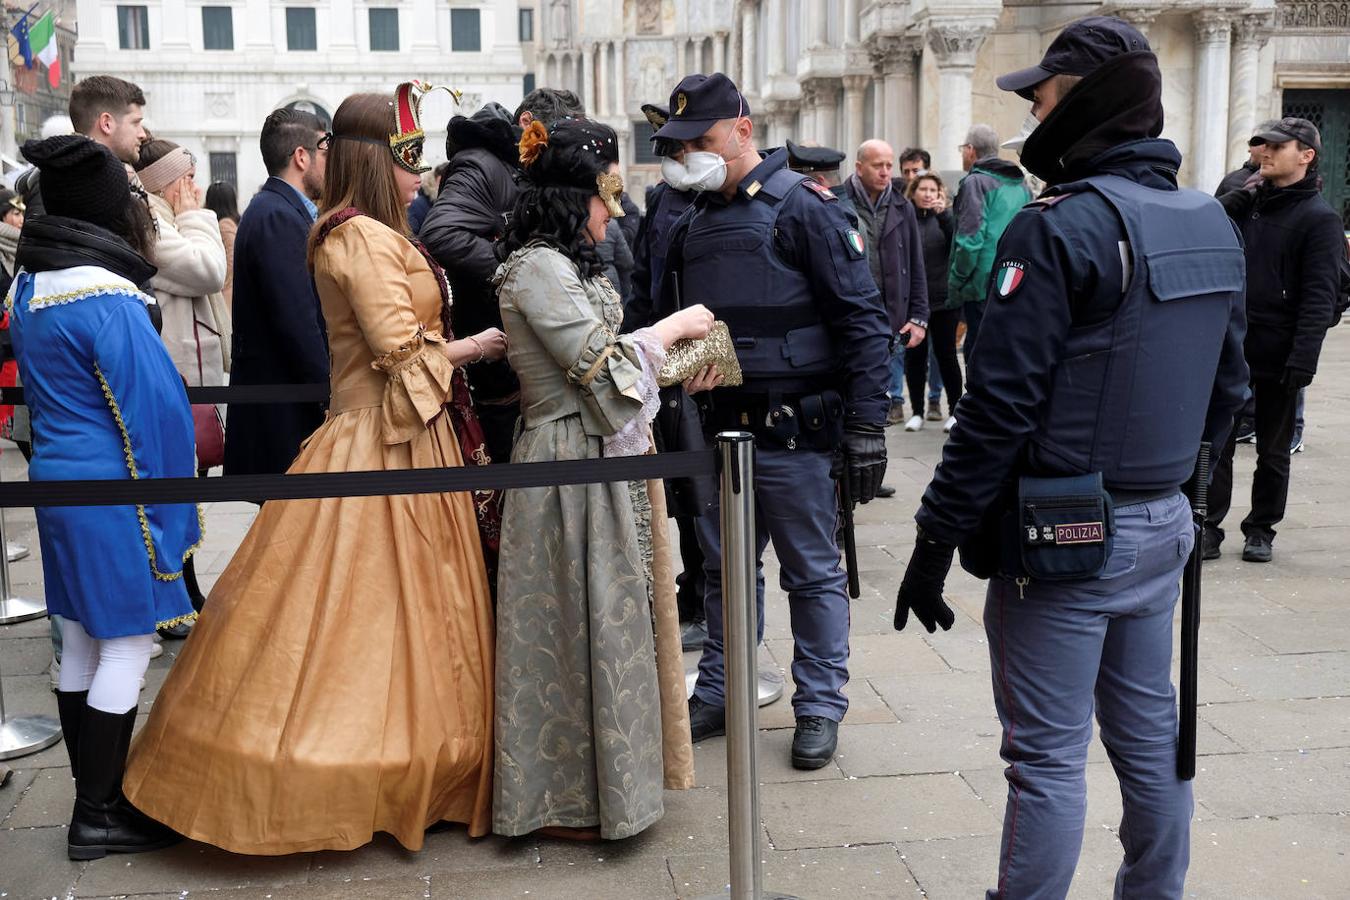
left=518, top=120, right=549, bottom=167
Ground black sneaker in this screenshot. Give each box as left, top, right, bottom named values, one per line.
left=875, top=484, right=897, bottom=499
left=790, top=716, right=839, bottom=770
left=1241, top=534, right=1273, bottom=563
left=687, top=695, right=726, bottom=743
left=680, top=619, right=708, bottom=653
left=1201, top=527, right=1222, bottom=561
left=1234, top=417, right=1256, bottom=444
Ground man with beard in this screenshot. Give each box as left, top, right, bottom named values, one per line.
left=421, top=89, right=584, bottom=463
left=223, top=107, right=329, bottom=479
left=892, top=17, right=1248, bottom=897
left=1206, top=118, right=1343, bottom=563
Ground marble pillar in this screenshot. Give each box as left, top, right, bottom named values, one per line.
left=713, top=31, right=727, bottom=74
left=871, top=72, right=885, bottom=140
left=926, top=22, right=993, bottom=173
left=872, top=35, right=921, bottom=151
left=808, top=0, right=828, bottom=50
left=1228, top=14, right=1270, bottom=170
left=844, top=74, right=868, bottom=166
left=597, top=43, right=610, bottom=116
left=844, top=0, right=860, bottom=44
left=1115, top=6, right=1160, bottom=40
left=1192, top=11, right=1233, bottom=191
left=616, top=41, right=627, bottom=118
left=766, top=0, right=785, bottom=78
left=740, top=5, right=758, bottom=95
left=581, top=46, right=596, bottom=114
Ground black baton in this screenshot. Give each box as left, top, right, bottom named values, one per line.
left=1178, top=441, right=1211, bottom=781
left=838, top=459, right=860, bottom=600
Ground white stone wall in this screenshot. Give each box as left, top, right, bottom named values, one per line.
left=74, top=0, right=528, bottom=203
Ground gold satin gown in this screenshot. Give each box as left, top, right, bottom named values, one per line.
left=124, top=216, right=495, bottom=854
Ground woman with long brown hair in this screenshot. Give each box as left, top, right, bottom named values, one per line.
left=123, top=86, right=505, bottom=855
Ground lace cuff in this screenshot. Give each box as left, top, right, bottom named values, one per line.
left=603, top=327, right=667, bottom=458
left=371, top=328, right=455, bottom=444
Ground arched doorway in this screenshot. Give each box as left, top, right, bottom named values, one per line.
left=283, top=99, right=332, bottom=131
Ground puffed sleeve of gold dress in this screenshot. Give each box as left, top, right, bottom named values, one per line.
left=123, top=215, right=496, bottom=854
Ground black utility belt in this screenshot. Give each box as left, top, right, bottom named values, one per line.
left=700, top=389, right=843, bottom=451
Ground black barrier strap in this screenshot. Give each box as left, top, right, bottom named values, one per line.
left=0, top=384, right=331, bottom=406
left=0, top=450, right=717, bottom=508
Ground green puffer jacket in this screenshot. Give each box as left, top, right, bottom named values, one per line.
left=947, top=158, right=1032, bottom=309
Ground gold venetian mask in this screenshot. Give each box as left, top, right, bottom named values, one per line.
left=597, top=171, right=625, bottom=217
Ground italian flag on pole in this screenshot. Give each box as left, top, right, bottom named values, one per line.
left=29, top=11, right=60, bottom=89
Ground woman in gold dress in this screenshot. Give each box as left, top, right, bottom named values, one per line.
left=123, top=85, right=506, bottom=855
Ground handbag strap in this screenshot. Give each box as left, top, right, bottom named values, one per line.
left=193, top=317, right=205, bottom=387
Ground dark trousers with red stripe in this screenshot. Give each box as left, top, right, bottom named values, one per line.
left=982, top=493, right=1195, bottom=899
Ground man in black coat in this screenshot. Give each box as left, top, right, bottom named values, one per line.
left=1206, top=117, right=1345, bottom=563
left=421, top=89, right=584, bottom=463
left=223, top=107, right=329, bottom=478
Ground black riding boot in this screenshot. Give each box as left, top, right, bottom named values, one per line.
left=67, top=706, right=180, bottom=860
left=54, top=690, right=88, bottom=776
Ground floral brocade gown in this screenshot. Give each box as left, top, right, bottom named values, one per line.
left=124, top=216, right=496, bottom=854
left=492, top=244, right=694, bottom=839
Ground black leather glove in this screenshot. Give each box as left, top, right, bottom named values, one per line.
left=841, top=424, right=887, bottom=504
left=1281, top=366, right=1314, bottom=392
left=895, top=531, right=957, bottom=633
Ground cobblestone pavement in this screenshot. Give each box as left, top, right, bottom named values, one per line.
left=3, top=331, right=1349, bottom=899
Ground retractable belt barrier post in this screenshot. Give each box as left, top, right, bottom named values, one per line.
left=701, top=433, right=801, bottom=900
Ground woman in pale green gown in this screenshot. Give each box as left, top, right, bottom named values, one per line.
left=492, top=117, right=713, bottom=840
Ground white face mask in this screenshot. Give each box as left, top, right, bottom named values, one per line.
left=1000, top=111, right=1041, bottom=156
left=661, top=151, right=728, bottom=193
left=662, top=115, right=744, bottom=193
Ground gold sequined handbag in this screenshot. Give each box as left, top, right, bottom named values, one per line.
left=656, top=320, right=744, bottom=388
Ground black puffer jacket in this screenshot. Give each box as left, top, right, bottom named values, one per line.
left=1220, top=173, right=1344, bottom=379
left=914, top=206, right=953, bottom=310
left=420, top=102, right=520, bottom=401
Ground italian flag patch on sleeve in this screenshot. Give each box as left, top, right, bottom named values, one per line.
left=995, top=259, right=1028, bottom=298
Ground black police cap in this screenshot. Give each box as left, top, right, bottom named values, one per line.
left=1249, top=117, right=1322, bottom=156
left=786, top=139, right=846, bottom=173
left=997, top=16, right=1151, bottom=101
left=652, top=73, right=749, bottom=142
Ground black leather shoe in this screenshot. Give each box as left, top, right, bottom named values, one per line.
left=1241, top=534, right=1273, bottom=563
left=687, top=695, right=726, bottom=743
left=875, top=484, right=897, bottom=499
left=681, top=619, right=708, bottom=653
left=68, top=707, right=181, bottom=860
left=1201, top=527, right=1222, bottom=561
left=791, top=716, right=839, bottom=770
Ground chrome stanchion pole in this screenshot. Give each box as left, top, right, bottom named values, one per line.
left=0, top=477, right=45, bottom=625
left=0, top=464, right=60, bottom=759
left=701, top=432, right=801, bottom=900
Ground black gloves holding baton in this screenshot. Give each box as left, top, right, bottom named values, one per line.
left=895, top=529, right=958, bottom=634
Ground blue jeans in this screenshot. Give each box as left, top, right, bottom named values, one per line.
left=984, top=493, right=1195, bottom=899
left=889, top=341, right=906, bottom=403
left=928, top=340, right=944, bottom=401
left=693, top=448, right=850, bottom=721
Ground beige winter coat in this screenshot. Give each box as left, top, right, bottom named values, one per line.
left=147, top=193, right=230, bottom=385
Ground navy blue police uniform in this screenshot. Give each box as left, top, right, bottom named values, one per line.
left=894, top=18, right=1249, bottom=898
left=655, top=73, right=891, bottom=768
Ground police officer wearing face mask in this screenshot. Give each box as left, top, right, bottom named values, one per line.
left=655, top=72, right=891, bottom=770
left=892, top=18, right=1249, bottom=897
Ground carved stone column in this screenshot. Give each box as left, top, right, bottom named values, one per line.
left=807, top=0, right=829, bottom=51
left=713, top=31, right=727, bottom=74
left=581, top=45, right=596, bottom=115
left=1192, top=11, right=1234, bottom=191
left=843, top=0, right=861, bottom=44
left=740, top=3, right=758, bottom=95
left=1228, top=13, right=1272, bottom=170
left=927, top=21, right=994, bottom=172
left=799, top=81, right=821, bottom=144
left=1114, top=5, right=1161, bottom=40
left=616, top=40, right=627, bottom=118
left=765, top=0, right=785, bottom=79
left=843, top=74, right=870, bottom=166
left=869, top=34, right=921, bottom=150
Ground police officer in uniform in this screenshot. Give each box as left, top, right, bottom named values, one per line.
left=654, top=73, right=891, bottom=769
left=892, top=19, right=1248, bottom=897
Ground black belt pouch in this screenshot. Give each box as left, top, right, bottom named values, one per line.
left=1016, top=473, right=1115, bottom=581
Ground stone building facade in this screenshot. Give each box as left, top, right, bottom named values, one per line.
left=542, top=0, right=1350, bottom=224
left=74, top=0, right=531, bottom=201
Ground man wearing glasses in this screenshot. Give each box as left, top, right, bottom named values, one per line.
left=949, top=124, right=1031, bottom=366
left=224, top=108, right=330, bottom=481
